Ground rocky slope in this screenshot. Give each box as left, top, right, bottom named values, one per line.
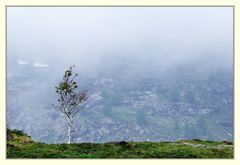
left=7, top=60, right=233, bottom=143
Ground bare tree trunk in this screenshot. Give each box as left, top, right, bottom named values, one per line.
left=67, top=118, right=73, bottom=144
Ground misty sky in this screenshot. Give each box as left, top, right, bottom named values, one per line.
left=7, top=7, right=234, bottom=142
left=7, top=7, right=233, bottom=75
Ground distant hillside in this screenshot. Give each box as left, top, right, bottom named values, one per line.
left=7, top=63, right=233, bottom=143
left=7, top=129, right=233, bottom=158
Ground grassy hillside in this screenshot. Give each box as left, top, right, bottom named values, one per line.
left=7, top=129, right=233, bottom=158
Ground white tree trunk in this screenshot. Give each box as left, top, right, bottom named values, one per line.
left=67, top=118, right=73, bottom=144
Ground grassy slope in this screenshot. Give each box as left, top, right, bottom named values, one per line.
left=7, top=129, right=233, bottom=158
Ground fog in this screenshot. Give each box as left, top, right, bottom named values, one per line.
left=7, top=7, right=233, bottom=142
left=7, top=7, right=233, bottom=76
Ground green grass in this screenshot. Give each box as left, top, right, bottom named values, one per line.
left=7, top=129, right=233, bottom=159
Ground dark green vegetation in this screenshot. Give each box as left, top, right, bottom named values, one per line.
left=7, top=129, right=233, bottom=158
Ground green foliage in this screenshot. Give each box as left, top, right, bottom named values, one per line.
left=7, top=129, right=34, bottom=150
left=7, top=129, right=26, bottom=137
left=53, top=65, right=88, bottom=144
left=7, top=129, right=233, bottom=159
left=54, top=65, right=88, bottom=115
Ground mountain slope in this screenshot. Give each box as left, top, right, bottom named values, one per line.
left=7, top=61, right=233, bottom=143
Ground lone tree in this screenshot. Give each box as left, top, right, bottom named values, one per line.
left=53, top=65, right=88, bottom=144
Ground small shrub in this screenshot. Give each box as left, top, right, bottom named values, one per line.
left=192, top=139, right=202, bottom=142
left=119, top=141, right=128, bottom=145
left=8, top=129, right=27, bottom=136
left=222, top=141, right=233, bottom=145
